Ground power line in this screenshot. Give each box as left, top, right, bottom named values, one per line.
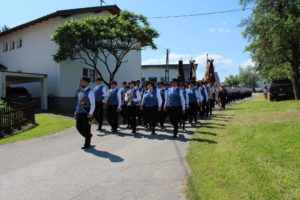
left=149, top=7, right=252, bottom=19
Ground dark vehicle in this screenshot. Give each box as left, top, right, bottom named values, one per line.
left=6, top=87, right=32, bottom=103
left=269, top=79, right=295, bottom=101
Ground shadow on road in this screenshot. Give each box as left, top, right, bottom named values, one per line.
left=84, top=147, right=124, bottom=163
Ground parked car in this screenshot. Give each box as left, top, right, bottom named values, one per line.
left=269, top=79, right=295, bottom=101
left=255, top=88, right=264, bottom=93
left=6, top=87, right=32, bottom=103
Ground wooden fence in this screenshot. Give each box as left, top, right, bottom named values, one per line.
left=0, top=101, right=35, bottom=138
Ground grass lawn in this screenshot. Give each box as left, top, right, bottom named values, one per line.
left=0, top=114, right=75, bottom=145
left=185, top=95, right=300, bottom=200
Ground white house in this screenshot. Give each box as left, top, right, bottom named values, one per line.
left=141, top=63, right=197, bottom=83
left=0, top=5, right=142, bottom=110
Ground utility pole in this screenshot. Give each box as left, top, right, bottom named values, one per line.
left=165, top=49, right=170, bottom=83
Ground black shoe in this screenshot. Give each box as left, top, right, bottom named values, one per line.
left=81, top=145, right=91, bottom=149
left=151, top=129, right=157, bottom=135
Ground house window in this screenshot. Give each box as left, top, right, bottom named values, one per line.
left=9, top=41, right=15, bottom=50
left=148, top=77, right=157, bottom=83
left=17, top=39, right=22, bottom=48
left=82, top=68, right=96, bottom=83
left=141, top=77, right=146, bottom=83
left=2, top=42, right=8, bottom=52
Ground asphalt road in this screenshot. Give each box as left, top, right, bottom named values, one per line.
left=0, top=121, right=195, bottom=200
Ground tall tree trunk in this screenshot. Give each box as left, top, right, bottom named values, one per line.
left=292, top=62, right=299, bottom=100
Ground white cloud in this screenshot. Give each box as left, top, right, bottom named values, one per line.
left=142, top=53, right=192, bottom=65
left=208, top=27, right=230, bottom=33
left=241, top=59, right=256, bottom=68
left=208, top=21, right=231, bottom=33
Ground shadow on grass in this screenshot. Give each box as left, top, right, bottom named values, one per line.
left=201, top=122, right=226, bottom=127
left=198, top=131, right=218, bottom=136
left=191, top=138, right=218, bottom=144
left=84, top=147, right=124, bottom=163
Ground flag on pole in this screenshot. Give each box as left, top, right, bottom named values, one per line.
left=189, top=60, right=197, bottom=81
left=204, top=54, right=216, bottom=84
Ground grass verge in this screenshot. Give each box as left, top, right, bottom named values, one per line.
left=0, top=114, right=75, bottom=145
left=185, top=95, right=300, bottom=200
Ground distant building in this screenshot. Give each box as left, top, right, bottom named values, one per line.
left=141, top=63, right=197, bottom=83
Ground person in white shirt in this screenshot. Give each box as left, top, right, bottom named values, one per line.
left=187, top=81, right=201, bottom=126
left=165, top=79, right=186, bottom=138
left=180, top=82, right=189, bottom=130
left=120, top=82, right=128, bottom=125
left=158, top=82, right=168, bottom=129
left=93, top=78, right=107, bottom=131
left=75, top=77, right=95, bottom=149
left=199, top=81, right=209, bottom=118
left=103, top=81, right=122, bottom=133
left=125, top=81, right=141, bottom=133
left=140, top=82, right=162, bottom=135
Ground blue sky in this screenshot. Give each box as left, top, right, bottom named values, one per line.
left=0, top=0, right=254, bottom=81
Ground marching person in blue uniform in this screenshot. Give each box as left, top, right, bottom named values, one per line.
left=103, top=81, right=122, bottom=133
left=158, top=82, right=168, bottom=129
left=187, top=81, right=202, bottom=126
left=199, top=81, right=209, bottom=118
left=207, top=83, right=215, bottom=115
left=120, top=81, right=128, bottom=125
left=140, top=82, right=162, bottom=135
left=125, top=81, right=141, bottom=133
left=165, top=79, right=186, bottom=138
left=75, top=77, right=95, bottom=149
left=93, top=78, right=107, bottom=132
left=136, top=80, right=143, bottom=124
left=180, top=82, right=189, bottom=131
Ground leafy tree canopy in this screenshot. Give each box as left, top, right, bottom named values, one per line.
left=239, top=0, right=300, bottom=99
left=52, top=11, right=159, bottom=86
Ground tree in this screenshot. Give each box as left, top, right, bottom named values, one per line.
left=224, top=75, right=240, bottom=86
left=240, top=0, right=300, bottom=99
left=238, top=65, right=261, bottom=89
left=258, top=62, right=292, bottom=81
left=52, top=11, right=159, bottom=87
left=0, top=25, right=9, bottom=33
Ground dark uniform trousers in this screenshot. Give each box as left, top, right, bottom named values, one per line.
left=76, top=113, right=92, bottom=146
left=188, top=102, right=198, bottom=123
left=143, top=106, right=158, bottom=134
left=201, top=101, right=209, bottom=117
left=93, top=101, right=104, bottom=129
left=159, top=105, right=167, bottom=128
left=107, top=105, right=118, bottom=131
left=121, top=104, right=128, bottom=124
left=208, top=98, right=215, bottom=115
left=127, top=105, right=138, bottom=132
left=168, top=106, right=182, bottom=136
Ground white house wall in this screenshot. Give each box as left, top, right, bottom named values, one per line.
left=0, top=17, right=60, bottom=97
left=141, top=68, right=178, bottom=82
